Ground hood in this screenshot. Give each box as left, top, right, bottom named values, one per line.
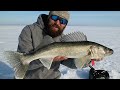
left=35, top=14, right=64, bottom=38
left=35, top=14, right=48, bottom=30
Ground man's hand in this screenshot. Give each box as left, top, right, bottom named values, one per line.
left=53, top=56, right=68, bottom=61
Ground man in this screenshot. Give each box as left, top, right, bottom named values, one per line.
left=17, top=11, right=87, bottom=79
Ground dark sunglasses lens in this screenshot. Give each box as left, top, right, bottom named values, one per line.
left=61, top=19, right=68, bottom=24
left=51, top=15, right=68, bottom=25
left=51, top=15, right=58, bottom=21
left=60, top=19, right=68, bottom=25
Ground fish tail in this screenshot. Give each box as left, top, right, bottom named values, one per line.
left=3, top=51, right=28, bottom=79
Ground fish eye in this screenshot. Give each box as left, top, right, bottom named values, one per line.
left=98, top=47, right=101, bottom=49
left=98, top=47, right=104, bottom=52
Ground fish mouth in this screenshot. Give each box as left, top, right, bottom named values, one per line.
left=110, top=49, right=114, bottom=55
left=106, top=49, right=114, bottom=55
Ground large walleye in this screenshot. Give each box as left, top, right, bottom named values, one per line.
left=4, top=41, right=113, bottom=79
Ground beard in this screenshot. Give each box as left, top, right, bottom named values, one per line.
left=47, top=23, right=65, bottom=38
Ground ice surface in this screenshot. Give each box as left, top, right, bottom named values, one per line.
left=0, top=25, right=120, bottom=79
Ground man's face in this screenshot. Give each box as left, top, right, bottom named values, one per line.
left=47, top=15, right=67, bottom=37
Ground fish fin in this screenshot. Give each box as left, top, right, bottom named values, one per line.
left=39, top=58, right=54, bottom=70
left=3, top=51, right=28, bottom=79
left=74, top=55, right=91, bottom=69
left=61, top=31, right=87, bottom=42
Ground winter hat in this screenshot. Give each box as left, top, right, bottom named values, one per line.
left=48, top=11, right=70, bottom=21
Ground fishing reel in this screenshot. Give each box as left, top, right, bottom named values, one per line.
left=89, top=65, right=110, bottom=79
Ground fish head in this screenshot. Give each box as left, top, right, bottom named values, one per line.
left=102, top=46, right=114, bottom=56
left=89, top=44, right=114, bottom=60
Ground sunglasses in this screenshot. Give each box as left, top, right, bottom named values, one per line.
left=50, top=15, right=68, bottom=25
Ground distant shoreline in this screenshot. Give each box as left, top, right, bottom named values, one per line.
left=0, top=24, right=120, bottom=27
left=0, top=24, right=26, bottom=26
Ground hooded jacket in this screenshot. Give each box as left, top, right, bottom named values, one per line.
left=17, top=14, right=86, bottom=79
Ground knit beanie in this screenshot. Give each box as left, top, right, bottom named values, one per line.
left=48, top=11, right=70, bottom=21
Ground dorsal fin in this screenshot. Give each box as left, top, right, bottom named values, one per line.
left=61, top=31, right=87, bottom=42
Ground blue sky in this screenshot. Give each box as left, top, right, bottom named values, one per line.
left=0, top=11, right=120, bottom=26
